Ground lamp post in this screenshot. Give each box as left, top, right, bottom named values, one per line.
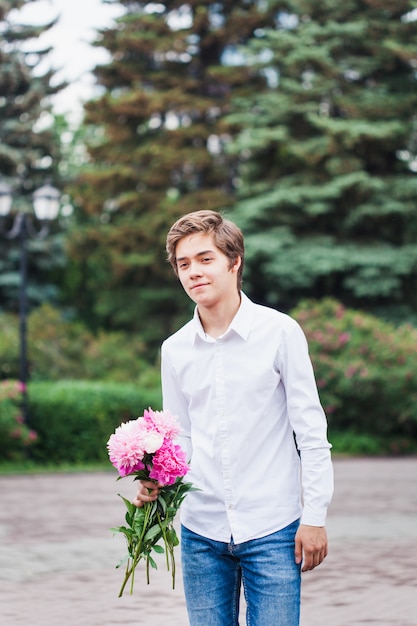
left=0, top=180, right=61, bottom=424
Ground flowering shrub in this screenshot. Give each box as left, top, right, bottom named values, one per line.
left=28, top=380, right=161, bottom=464
left=291, top=298, right=417, bottom=453
left=0, top=380, right=37, bottom=460
left=0, top=305, right=156, bottom=383
left=108, top=408, right=195, bottom=597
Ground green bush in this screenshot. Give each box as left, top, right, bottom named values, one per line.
left=4, top=299, right=416, bottom=461
left=0, top=380, right=38, bottom=460
left=0, top=314, right=19, bottom=379
left=28, top=380, right=162, bottom=464
left=291, top=298, right=417, bottom=452
left=330, top=430, right=414, bottom=456
left=0, top=305, right=158, bottom=383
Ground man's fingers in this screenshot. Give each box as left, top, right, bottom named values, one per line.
left=295, top=524, right=328, bottom=572
left=294, top=537, right=303, bottom=565
left=301, top=547, right=327, bottom=572
left=131, top=482, right=160, bottom=507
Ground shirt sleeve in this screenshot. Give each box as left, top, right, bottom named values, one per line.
left=278, top=321, right=334, bottom=526
left=161, top=342, right=193, bottom=462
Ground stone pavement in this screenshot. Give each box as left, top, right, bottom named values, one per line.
left=0, top=457, right=416, bottom=626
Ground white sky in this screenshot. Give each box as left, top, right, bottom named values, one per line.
left=10, top=0, right=124, bottom=123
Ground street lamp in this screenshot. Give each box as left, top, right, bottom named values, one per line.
left=0, top=180, right=61, bottom=424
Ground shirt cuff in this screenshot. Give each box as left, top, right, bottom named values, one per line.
left=300, top=506, right=328, bottom=527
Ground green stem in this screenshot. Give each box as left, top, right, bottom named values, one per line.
left=146, top=555, right=150, bottom=584
left=156, top=510, right=171, bottom=572
left=118, top=501, right=154, bottom=597
left=169, top=540, right=176, bottom=589
left=156, top=509, right=177, bottom=590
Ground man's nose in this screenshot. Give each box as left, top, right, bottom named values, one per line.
left=189, top=261, right=202, bottom=276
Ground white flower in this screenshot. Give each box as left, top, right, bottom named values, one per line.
left=143, top=430, right=164, bottom=454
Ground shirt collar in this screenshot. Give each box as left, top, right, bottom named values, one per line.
left=192, top=292, right=253, bottom=343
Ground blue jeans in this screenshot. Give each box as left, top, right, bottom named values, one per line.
left=181, top=520, right=301, bottom=626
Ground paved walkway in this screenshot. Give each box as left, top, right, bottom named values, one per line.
left=0, top=457, right=416, bottom=625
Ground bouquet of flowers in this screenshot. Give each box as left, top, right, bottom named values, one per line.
left=107, top=407, right=195, bottom=597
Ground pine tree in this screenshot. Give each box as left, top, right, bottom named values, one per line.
left=228, top=0, right=417, bottom=323
left=0, top=0, right=65, bottom=312
left=66, top=0, right=278, bottom=350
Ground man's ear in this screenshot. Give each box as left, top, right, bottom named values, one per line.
left=231, top=256, right=242, bottom=273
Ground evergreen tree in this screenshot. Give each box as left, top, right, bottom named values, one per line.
left=228, top=0, right=417, bottom=323
left=0, top=0, right=64, bottom=313
left=66, top=0, right=278, bottom=351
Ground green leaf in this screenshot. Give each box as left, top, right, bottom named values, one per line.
left=118, top=493, right=135, bottom=517
left=148, top=554, right=158, bottom=570
left=133, top=507, right=145, bottom=532
left=115, top=556, right=129, bottom=569
left=111, top=524, right=130, bottom=535
left=133, top=470, right=154, bottom=482
left=152, top=544, right=165, bottom=554
left=158, top=493, right=167, bottom=515
left=110, top=526, right=122, bottom=534
left=144, top=523, right=162, bottom=542
left=134, top=506, right=146, bottom=522
left=149, top=500, right=158, bottom=517
left=167, top=527, right=179, bottom=547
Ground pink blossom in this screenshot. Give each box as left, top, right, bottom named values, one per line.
left=107, top=419, right=147, bottom=477
left=312, top=330, right=325, bottom=342
left=143, top=408, right=181, bottom=440
left=28, top=430, right=38, bottom=442
left=107, top=409, right=185, bottom=479
left=335, top=304, right=345, bottom=319
left=345, top=365, right=357, bottom=379
left=23, top=430, right=38, bottom=445
left=338, top=332, right=350, bottom=346
left=149, top=440, right=189, bottom=486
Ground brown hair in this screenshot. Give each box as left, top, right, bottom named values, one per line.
left=166, top=210, right=245, bottom=290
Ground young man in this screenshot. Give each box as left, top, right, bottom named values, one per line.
left=134, top=210, right=333, bottom=626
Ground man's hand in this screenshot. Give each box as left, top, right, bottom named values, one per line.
left=295, top=524, right=328, bottom=572
left=132, top=480, right=161, bottom=507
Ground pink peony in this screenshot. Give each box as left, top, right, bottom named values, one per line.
left=107, top=410, right=184, bottom=478
left=149, top=439, right=189, bottom=486
left=107, top=419, right=147, bottom=477
left=143, top=408, right=181, bottom=440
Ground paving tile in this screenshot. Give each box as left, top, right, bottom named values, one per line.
left=0, top=457, right=416, bottom=625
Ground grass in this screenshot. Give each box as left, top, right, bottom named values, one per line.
left=0, top=460, right=112, bottom=476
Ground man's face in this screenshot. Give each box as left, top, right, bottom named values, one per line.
left=175, top=232, right=240, bottom=308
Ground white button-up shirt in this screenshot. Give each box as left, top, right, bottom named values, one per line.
left=161, top=292, right=333, bottom=544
